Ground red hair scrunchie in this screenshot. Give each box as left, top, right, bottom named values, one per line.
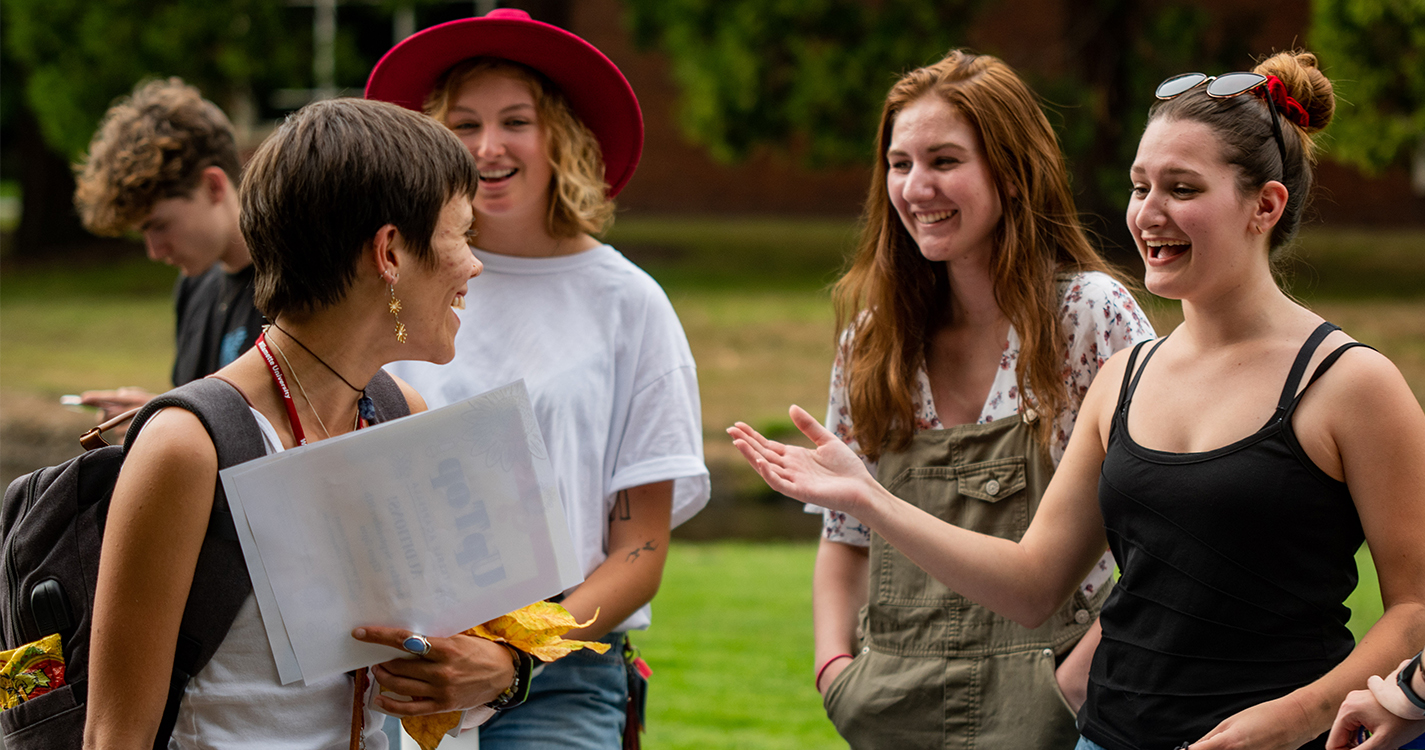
left=1262, top=75, right=1310, bottom=128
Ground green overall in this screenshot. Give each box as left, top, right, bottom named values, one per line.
left=822, top=410, right=1109, bottom=749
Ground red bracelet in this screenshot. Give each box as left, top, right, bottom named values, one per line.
left=815, top=653, right=854, bottom=692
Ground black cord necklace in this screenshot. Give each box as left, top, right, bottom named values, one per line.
left=267, top=322, right=377, bottom=422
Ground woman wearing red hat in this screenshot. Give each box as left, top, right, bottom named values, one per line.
left=368, top=10, right=708, bottom=750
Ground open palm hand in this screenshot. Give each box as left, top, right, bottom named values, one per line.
left=727, top=405, right=878, bottom=516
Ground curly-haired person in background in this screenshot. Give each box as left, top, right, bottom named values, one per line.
left=72, top=78, right=263, bottom=419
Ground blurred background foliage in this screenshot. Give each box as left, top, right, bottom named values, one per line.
left=624, top=0, right=989, bottom=166
left=1310, top=0, right=1425, bottom=175
left=624, top=0, right=1424, bottom=245
left=2, top=0, right=1421, bottom=261
left=0, top=0, right=503, bottom=257
left=3, top=0, right=302, bottom=159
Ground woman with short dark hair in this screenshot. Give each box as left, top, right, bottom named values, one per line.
left=85, top=98, right=507, bottom=749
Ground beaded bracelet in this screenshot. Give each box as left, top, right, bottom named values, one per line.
left=486, top=644, right=534, bottom=711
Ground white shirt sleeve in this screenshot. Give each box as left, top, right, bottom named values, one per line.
left=609, top=362, right=710, bottom=529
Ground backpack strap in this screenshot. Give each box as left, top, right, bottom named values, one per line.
left=122, top=377, right=266, bottom=750
left=364, top=368, right=412, bottom=422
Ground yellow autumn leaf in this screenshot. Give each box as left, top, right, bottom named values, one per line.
left=401, top=711, right=462, bottom=750
left=399, top=601, right=609, bottom=749
left=472, top=600, right=610, bottom=662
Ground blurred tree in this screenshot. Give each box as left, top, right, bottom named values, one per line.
left=0, top=0, right=473, bottom=257
left=2, top=0, right=310, bottom=256
left=625, top=0, right=1254, bottom=254
left=1310, top=0, right=1425, bottom=190
left=625, top=0, right=991, bottom=166
left=1043, top=0, right=1253, bottom=250
left=3, top=0, right=314, bottom=162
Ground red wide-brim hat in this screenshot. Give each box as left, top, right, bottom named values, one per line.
left=364, top=8, right=643, bottom=197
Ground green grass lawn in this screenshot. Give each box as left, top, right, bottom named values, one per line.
left=640, top=541, right=1383, bottom=750
left=640, top=542, right=845, bottom=749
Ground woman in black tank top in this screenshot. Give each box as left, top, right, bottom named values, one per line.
left=730, top=48, right=1425, bottom=750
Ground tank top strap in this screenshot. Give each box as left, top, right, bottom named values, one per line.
left=1278, top=341, right=1378, bottom=422
left=1273, top=322, right=1341, bottom=413
left=1117, top=336, right=1169, bottom=413
left=1305, top=342, right=1374, bottom=390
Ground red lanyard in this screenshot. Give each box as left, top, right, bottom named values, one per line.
left=255, top=332, right=307, bottom=446
left=256, top=331, right=372, bottom=745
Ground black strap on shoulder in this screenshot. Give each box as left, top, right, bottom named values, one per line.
left=364, top=368, right=412, bottom=422
left=122, top=378, right=265, bottom=750
left=1116, top=341, right=1149, bottom=412
left=1279, top=339, right=1375, bottom=427
left=122, top=377, right=266, bottom=464
left=1305, top=342, right=1375, bottom=391
left=1119, top=337, right=1169, bottom=412
left=1274, top=322, right=1341, bottom=412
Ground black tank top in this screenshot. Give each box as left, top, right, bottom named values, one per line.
left=1080, top=322, right=1370, bottom=750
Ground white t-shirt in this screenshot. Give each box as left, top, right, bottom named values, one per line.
left=814, top=271, right=1156, bottom=597
left=389, top=244, right=710, bottom=632
left=170, top=409, right=388, bottom=750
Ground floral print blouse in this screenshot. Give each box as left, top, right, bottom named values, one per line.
left=815, top=271, right=1155, bottom=596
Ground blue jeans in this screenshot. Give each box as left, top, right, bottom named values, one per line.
left=478, top=632, right=629, bottom=750
left=1075, top=737, right=1110, bottom=750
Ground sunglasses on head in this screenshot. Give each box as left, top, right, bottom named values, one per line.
left=1154, top=71, right=1287, bottom=171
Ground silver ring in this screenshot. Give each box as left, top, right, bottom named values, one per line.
left=401, top=633, right=433, bottom=657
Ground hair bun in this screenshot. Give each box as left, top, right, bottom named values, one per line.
left=1255, top=50, right=1334, bottom=133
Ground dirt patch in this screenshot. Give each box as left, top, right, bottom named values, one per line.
left=1, top=394, right=104, bottom=488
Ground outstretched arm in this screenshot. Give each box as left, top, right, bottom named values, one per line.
left=730, top=353, right=1122, bottom=626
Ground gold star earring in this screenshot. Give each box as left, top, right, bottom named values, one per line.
left=387, top=274, right=407, bottom=343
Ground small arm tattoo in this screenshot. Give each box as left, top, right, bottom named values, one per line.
left=625, top=540, right=659, bottom=563
left=612, top=489, right=631, bottom=522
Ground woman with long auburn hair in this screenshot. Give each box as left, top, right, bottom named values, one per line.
left=804, top=50, right=1154, bottom=747
left=737, top=49, right=1425, bottom=750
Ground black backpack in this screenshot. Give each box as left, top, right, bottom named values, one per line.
left=0, top=373, right=410, bottom=749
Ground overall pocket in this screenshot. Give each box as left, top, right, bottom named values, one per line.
left=823, top=650, right=946, bottom=749
left=875, top=457, right=1028, bottom=609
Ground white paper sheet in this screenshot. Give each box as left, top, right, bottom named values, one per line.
left=220, top=380, right=582, bottom=684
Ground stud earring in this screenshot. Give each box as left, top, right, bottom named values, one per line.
left=387, top=275, right=407, bottom=343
